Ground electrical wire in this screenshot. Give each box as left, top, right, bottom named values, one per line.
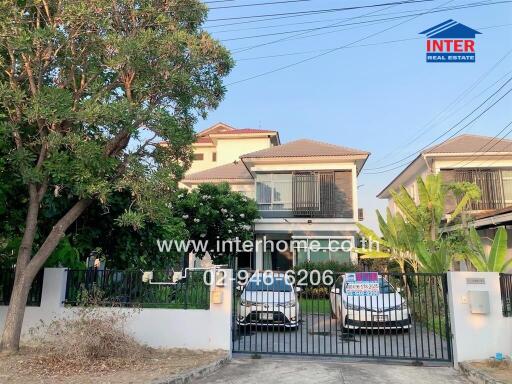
left=363, top=82, right=512, bottom=174
left=365, top=48, right=512, bottom=167
left=226, top=0, right=457, bottom=85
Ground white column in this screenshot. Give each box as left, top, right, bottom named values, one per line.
left=447, top=272, right=512, bottom=365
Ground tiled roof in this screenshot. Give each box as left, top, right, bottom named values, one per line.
left=195, top=136, right=213, bottom=144
left=424, top=134, right=512, bottom=154
left=183, top=161, right=252, bottom=181
left=210, top=128, right=277, bottom=135
left=241, top=139, right=369, bottom=158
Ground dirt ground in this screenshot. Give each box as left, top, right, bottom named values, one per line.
left=0, top=347, right=226, bottom=384
left=469, top=360, right=512, bottom=383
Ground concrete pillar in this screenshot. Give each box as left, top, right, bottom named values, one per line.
left=447, top=272, right=512, bottom=365
left=39, top=268, right=67, bottom=309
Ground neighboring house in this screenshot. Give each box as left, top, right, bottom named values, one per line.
left=377, top=133, right=512, bottom=271
left=182, top=124, right=370, bottom=270
left=186, top=122, right=280, bottom=174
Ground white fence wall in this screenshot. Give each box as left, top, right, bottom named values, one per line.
left=447, top=272, right=512, bottom=365
left=0, top=268, right=232, bottom=351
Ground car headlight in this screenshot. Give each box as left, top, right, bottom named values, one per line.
left=278, top=301, right=296, bottom=308
left=343, top=300, right=363, bottom=311
left=388, top=302, right=407, bottom=311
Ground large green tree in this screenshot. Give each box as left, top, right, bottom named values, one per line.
left=0, top=0, right=232, bottom=352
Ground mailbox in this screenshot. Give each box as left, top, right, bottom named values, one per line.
left=468, top=290, right=490, bottom=314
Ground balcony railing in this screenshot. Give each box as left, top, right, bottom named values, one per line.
left=256, top=171, right=353, bottom=218
left=454, top=169, right=511, bottom=211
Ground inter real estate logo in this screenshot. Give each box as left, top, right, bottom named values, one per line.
left=419, top=19, right=481, bottom=63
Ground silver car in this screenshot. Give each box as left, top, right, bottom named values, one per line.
left=236, top=272, right=300, bottom=329
left=330, top=275, right=411, bottom=330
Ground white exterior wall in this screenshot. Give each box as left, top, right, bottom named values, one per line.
left=432, top=157, right=512, bottom=172
left=216, top=137, right=272, bottom=165
left=187, top=145, right=218, bottom=174
left=230, top=183, right=255, bottom=199
left=447, top=272, right=512, bottom=365
left=0, top=268, right=233, bottom=351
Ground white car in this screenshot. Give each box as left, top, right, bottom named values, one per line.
left=330, top=275, right=411, bottom=330
left=236, top=272, right=300, bottom=329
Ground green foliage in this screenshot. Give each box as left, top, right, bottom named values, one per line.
left=357, top=209, right=420, bottom=273
left=45, top=237, right=83, bottom=269
left=0, top=0, right=233, bottom=263
left=416, top=240, right=454, bottom=273
left=391, top=174, right=480, bottom=241
left=172, top=183, right=260, bottom=263
left=293, top=261, right=359, bottom=275
left=364, top=174, right=482, bottom=273
left=467, top=227, right=512, bottom=272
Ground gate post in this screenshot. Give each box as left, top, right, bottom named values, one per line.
left=447, top=272, right=511, bottom=366
left=209, top=268, right=233, bottom=357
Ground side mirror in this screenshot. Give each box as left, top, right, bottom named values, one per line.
left=333, top=288, right=341, bottom=294
left=295, top=286, right=302, bottom=293
left=236, top=285, right=244, bottom=291
left=396, top=287, right=402, bottom=294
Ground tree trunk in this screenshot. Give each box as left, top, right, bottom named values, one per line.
left=0, top=199, right=92, bottom=353
left=0, top=272, right=32, bottom=352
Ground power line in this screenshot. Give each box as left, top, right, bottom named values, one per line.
left=228, top=1, right=512, bottom=52
left=207, top=0, right=436, bottom=22
left=449, top=121, right=512, bottom=168
left=363, top=80, right=512, bottom=175
left=226, top=0, right=456, bottom=85
left=205, top=0, right=509, bottom=28
left=220, top=1, right=507, bottom=42
left=365, top=48, right=512, bottom=168
left=231, top=1, right=403, bottom=53
left=233, top=24, right=512, bottom=60
left=211, top=0, right=508, bottom=32
left=209, top=0, right=313, bottom=9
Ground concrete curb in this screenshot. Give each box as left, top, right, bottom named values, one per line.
left=459, top=362, right=506, bottom=384
left=154, top=356, right=230, bottom=384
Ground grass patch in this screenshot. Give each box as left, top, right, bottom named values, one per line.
left=299, top=298, right=331, bottom=314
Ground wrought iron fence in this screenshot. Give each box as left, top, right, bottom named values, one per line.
left=500, top=273, right=512, bottom=317
left=0, top=268, right=44, bottom=306
left=232, top=270, right=452, bottom=363
left=64, top=269, right=210, bottom=309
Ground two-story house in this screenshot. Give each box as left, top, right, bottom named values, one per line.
left=377, top=134, right=512, bottom=270
left=186, top=122, right=280, bottom=175
left=182, top=123, right=370, bottom=270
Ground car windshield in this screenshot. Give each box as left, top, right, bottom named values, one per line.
left=342, top=277, right=396, bottom=294
left=245, top=277, right=292, bottom=292
left=379, top=278, right=395, bottom=294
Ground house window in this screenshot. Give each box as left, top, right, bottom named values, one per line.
left=193, top=153, right=204, bottom=161
left=212, top=152, right=217, bottom=162
left=256, top=173, right=292, bottom=211
left=294, top=238, right=352, bottom=265
left=502, top=170, right=512, bottom=204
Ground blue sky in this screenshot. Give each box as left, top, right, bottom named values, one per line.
left=197, top=0, right=512, bottom=230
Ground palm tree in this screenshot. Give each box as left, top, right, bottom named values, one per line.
left=390, top=174, right=481, bottom=241
left=467, top=227, right=512, bottom=272
left=357, top=208, right=420, bottom=274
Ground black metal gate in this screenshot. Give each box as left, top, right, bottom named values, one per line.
left=232, top=270, right=452, bottom=363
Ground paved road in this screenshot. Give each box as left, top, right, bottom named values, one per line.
left=192, top=357, right=469, bottom=384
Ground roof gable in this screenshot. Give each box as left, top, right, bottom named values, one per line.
left=419, top=20, right=481, bottom=39
left=183, top=161, right=252, bottom=182
left=197, top=122, right=235, bottom=137
left=240, top=139, right=369, bottom=158
left=424, top=134, right=512, bottom=154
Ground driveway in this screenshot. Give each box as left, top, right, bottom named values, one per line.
left=233, top=314, right=449, bottom=361
left=192, top=357, right=468, bottom=384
